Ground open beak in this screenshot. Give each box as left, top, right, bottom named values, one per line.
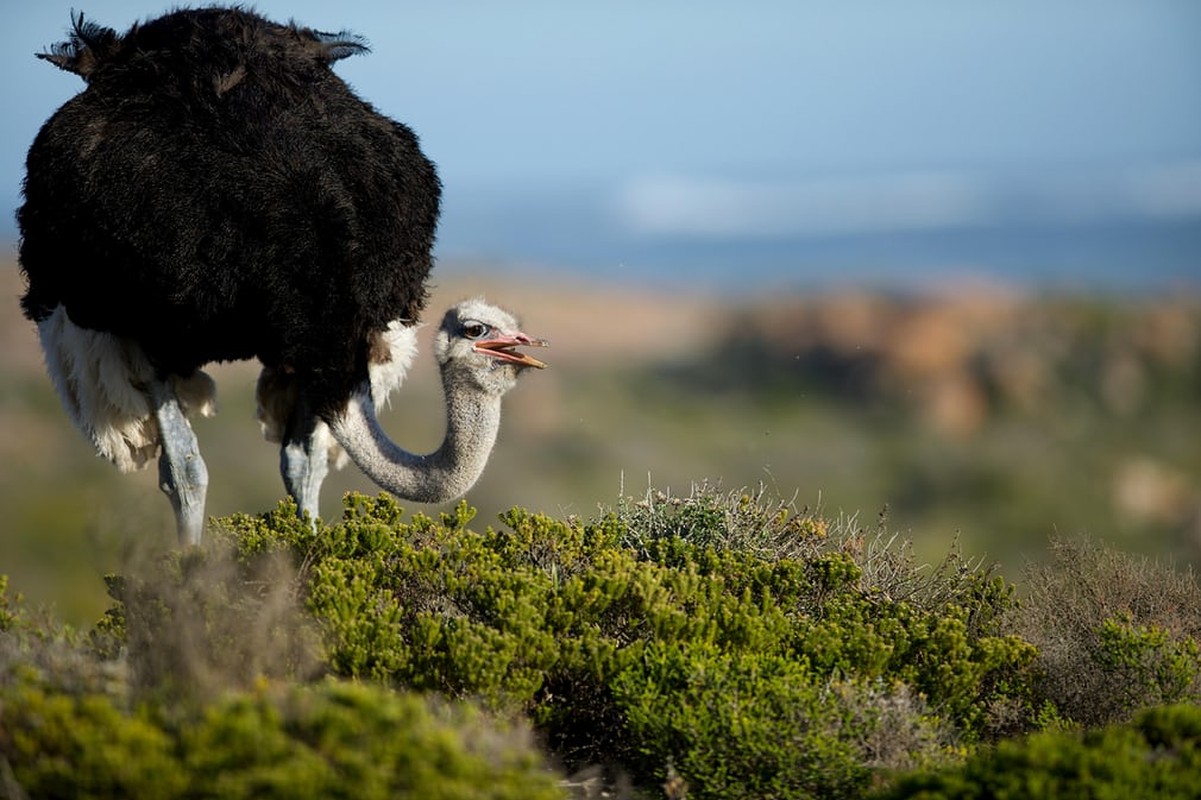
left=475, top=331, right=549, bottom=369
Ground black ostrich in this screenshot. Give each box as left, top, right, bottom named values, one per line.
left=18, top=8, right=547, bottom=544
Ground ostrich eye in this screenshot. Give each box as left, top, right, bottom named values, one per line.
left=462, top=321, right=488, bottom=339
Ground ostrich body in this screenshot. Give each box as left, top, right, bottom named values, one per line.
left=18, top=9, right=547, bottom=543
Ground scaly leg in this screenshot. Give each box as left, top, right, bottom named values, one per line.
left=151, top=379, right=209, bottom=546
left=280, top=392, right=329, bottom=527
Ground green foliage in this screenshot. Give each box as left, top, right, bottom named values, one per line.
left=612, top=644, right=949, bottom=799
left=11, top=486, right=1201, bottom=798
left=0, top=554, right=563, bottom=800
left=207, top=487, right=1039, bottom=798
left=181, top=682, right=559, bottom=800
left=0, top=672, right=562, bottom=800
left=1, top=679, right=186, bottom=799
left=873, top=703, right=1201, bottom=800
left=1095, top=616, right=1201, bottom=708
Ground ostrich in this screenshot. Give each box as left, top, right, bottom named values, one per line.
left=17, top=8, right=548, bottom=544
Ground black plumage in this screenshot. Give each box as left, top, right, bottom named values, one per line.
left=19, top=7, right=441, bottom=418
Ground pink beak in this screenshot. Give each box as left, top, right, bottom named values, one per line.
left=474, top=330, right=549, bottom=369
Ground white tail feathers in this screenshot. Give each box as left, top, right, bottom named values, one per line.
left=36, top=305, right=216, bottom=472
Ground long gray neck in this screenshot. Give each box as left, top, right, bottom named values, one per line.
left=329, top=374, right=503, bottom=504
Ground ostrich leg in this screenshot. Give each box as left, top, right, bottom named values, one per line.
left=280, top=393, right=329, bottom=525
left=151, top=379, right=209, bottom=545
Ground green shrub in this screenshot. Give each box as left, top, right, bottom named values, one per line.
left=0, top=560, right=564, bottom=800
left=1094, top=615, right=1201, bottom=706
left=0, top=673, right=562, bottom=800
left=0, top=679, right=186, bottom=798
left=11, top=484, right=1201, bottom=799
left=874, top=703, right=1201, bottom=799
left=10, top=481, right=1103, bottom=799
left=211, top=488, right=1039, bottom=798
left=181, top=681, right=562, bottom=800
left=612, top=643, right=951, bottom=799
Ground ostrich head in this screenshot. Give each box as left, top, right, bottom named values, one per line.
left=435, top=299, right=548, bottom=394
left=328, top=298, right=548, bottom=506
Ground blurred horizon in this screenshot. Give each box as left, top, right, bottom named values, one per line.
left=3, top=1, right=1199, bottom=292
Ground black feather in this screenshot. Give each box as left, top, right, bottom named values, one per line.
left=312, top=29, right=371, bottom=62
left=37, top=10, right=118, bottom=78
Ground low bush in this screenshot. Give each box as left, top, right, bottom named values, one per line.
left=11, top=485, right=1199, bottom=798
left=612, top=645, right=949, bottom=799
left=0, top=673, right=562, bottom=800
left=874, top=702, right=1201, bottom=800
left=1009, top=537, right=1201, bottom=727
left=0, top=556, right=563, bottom=799
left=212, top=486, right=1037, bottom=798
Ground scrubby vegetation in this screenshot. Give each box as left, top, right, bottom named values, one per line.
left=874, top=703, right=1201, bottom=800
left=1010, top=537, right=1201, bottom=728
left=3, top=485, right=1199, bottom=798
left=1, top=582, right=560, bottom=800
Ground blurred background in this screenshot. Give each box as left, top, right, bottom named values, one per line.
left=1, top=1, right=1199, bottom=623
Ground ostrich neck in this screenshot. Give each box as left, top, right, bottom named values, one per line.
left=330, top=374, right=503, bottom=504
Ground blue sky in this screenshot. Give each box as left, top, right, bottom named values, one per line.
left=3, top=1, right=1200, bottom=284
